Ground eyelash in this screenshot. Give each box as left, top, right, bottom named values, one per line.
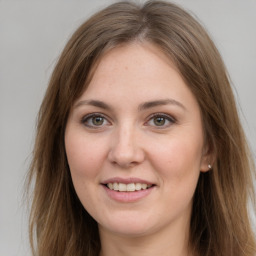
left=81, top=113, right=176, bottom=129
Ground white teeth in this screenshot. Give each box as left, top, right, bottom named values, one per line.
left=141, top=184, right=147, bottom=190
left=107, top=182, right=152, bottom=192
left=135, top=183, right=141, bottom=190
left=108, top=183, right=113, bottom=190
left=119, top=183, right=127, bottom=192
left=127, top=183, right=135, bottom=191
left=113, top=182, right=118, bottom=191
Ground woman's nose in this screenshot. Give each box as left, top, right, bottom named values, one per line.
left=107, top=125, right=145, bottom=168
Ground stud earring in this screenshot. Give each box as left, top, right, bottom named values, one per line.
left=208, top=164, right=212, bottom=170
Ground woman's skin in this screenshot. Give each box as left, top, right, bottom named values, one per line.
left=65, top=42, right=211, bottom=256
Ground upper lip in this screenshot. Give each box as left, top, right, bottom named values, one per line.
left=102, top=177, right=155, bottom=185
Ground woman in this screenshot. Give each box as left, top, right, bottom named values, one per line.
left=27, top=1, right=256, bottom=255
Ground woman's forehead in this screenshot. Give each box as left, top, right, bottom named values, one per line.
left=74, top=43, right=199, bottom=115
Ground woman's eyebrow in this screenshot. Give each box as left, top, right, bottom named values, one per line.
left=74, top=100, right=112, bottom=110
left=74, top=98, right=186, bottom=111
left=138, top=99, right=186, bottom=111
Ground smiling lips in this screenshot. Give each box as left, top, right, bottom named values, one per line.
left=102, top=178, right=155, bottom=202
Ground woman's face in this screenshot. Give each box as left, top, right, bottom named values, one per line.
left=65, top=43, right=210, bottom=238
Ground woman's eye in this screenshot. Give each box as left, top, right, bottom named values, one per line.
left=153, top=116, right=166, bottom=126
left=147, top=114, right=175, bottom=128
left=82, top=114, right=110, bottom=128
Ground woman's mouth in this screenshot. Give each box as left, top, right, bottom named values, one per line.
left=101, top=178, right=156, bottom=202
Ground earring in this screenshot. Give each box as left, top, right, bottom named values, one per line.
left=208, top=164, right=212, bottom=170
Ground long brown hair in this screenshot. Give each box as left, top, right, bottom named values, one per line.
left=27, top=1, right=256, bottom=255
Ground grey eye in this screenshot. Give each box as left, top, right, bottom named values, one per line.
left=82, top=114, right=110, bottom=128
left=153, top=116, right=166, bottom=126
left=92, top=116, right=104, bottom=126
left=146, top=114, right=175, bottom=128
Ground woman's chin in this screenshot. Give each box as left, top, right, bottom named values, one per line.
left=98, top=220, right=155, bottom=238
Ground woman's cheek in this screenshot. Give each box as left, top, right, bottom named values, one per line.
left=150, top=136, right=202, bottom=178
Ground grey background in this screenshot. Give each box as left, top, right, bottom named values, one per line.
left=0, top=0, right=255, bottom=255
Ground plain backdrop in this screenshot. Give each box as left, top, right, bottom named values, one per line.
left=0, top=0, right=255, bottom=255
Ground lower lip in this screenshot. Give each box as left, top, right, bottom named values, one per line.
left=102, top=185, right=155, bottom=203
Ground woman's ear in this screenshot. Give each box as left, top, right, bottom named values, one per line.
left=200, top=143, right=215, bottom=173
